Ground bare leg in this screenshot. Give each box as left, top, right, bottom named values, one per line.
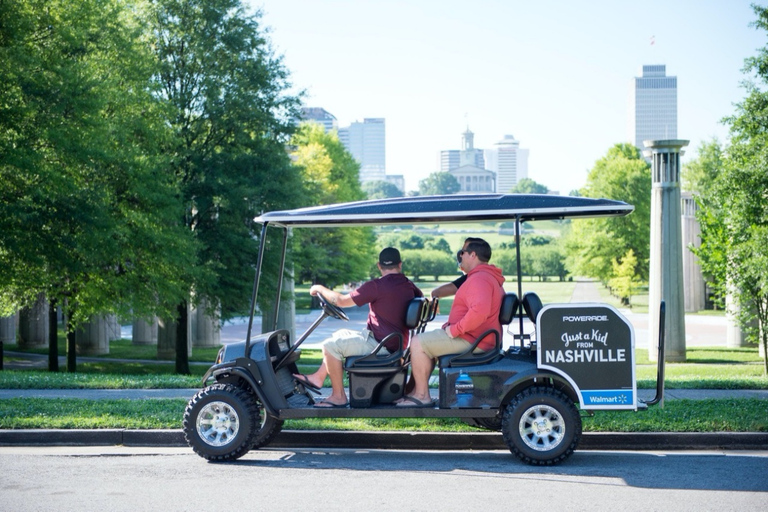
left=322, top=351, right=348, bottom=405
left=402, top=336, right=433, bottom=403
left=293, top=358, right=328, bottom=389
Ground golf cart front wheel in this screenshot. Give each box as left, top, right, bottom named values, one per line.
left=183, top=383, right=259, bottom=461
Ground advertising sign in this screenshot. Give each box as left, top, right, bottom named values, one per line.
left=537, top=304, right=636, bottom=410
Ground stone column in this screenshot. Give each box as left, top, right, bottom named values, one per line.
left=645, top=139, right=689, bottom=362
left=75, top=315, right=119, bottom=356
left=132, top=318, right=158, bottom=345
left=157, top=314, right=192, bottom=360
left=681, top=192, right=706, bottom=312
left=191, top=299, right=221, bottom=348
left=18, top=294, right=49, bottom=349
left=0, top=313, right=16, bottom=344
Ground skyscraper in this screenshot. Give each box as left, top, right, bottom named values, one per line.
left=338, top=118, right=386, bottom=183
left=485, top=134, right=528, bottom=194
left=629, top=65, right=678, bottom=152
left=298, top=107, right=338, bottom=133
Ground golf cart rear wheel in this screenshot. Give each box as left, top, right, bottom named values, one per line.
left=184, top=383, right=259, bottom=461
left=502, top=386, right=581, bottom=466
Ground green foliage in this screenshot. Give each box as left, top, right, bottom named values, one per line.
left=400, top=249, right=458, bottom=281
left=290, top=123, right=376, bottom=288
left=0, top=0, right=197, bottom=324
left=511, top=177, right=548, bottom=194
left=609, top=249, right=641, bottom=305
left=418, top=172, right=460, bottom=195
left=149, top=0, right=304, bottom=320
left=564, top=143, right=651, bottom=283
left=695, top=4, right=768, bottom=373
left=378, top=230, right=452, bottom=254
left=682, top=138, right=724, bottom=196
left=362, top=180, right=404, bottom=199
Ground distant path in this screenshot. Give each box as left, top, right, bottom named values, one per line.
left=569, top=279, right=603, bottom=302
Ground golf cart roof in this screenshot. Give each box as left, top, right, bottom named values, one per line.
left=255, top=194, right=633, bottom=228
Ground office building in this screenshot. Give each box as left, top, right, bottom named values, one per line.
left=298, top=107, right=338, bottom=133
left=629, top=65, right=678, bottom=152
left=485, top=134, right=529, bottom=194
left=338, top=118, right=386, bottom=183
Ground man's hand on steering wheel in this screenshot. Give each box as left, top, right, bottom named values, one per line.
left=317, top=292, right=350, bottom=321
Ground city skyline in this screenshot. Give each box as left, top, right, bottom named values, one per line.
left=251, top=0, right=763, bottom=194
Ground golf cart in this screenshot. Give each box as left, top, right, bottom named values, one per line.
left=183, top=194, right=666, bottom=465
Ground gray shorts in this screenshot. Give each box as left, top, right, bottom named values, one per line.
left=415, top=328, right=484, bottom=359
left=322, top=328, right=387, bottom=360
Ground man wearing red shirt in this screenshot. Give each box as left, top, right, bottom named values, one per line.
left=398, top=238, right=505, bottom=407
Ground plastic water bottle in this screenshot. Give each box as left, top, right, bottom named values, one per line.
left=455, top=371, right=474, bottom=403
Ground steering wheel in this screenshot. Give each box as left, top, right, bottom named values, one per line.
left=317, top=293, right=350, bottom=321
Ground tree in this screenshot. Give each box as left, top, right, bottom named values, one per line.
left=362, top=180, right=403, bottom=199
left=290, top=123, right=376, bottom=290
left=511, top=178, right=548, bottom=194
left=418, top=172, right=460, bottom=195
left=149, top=0, right=304, bottom=372
left=682, top=140, right=727, bottom=307
left=0, top=0, right=198, bottom=371
left=682, top=139, right=724, bottom=196
left=609, top=249, right=640, bottom=306
left=563, top=143, right=651, bottom=283
left=696, top=4, right=768, bottom=373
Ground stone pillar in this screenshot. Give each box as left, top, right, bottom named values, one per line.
left=75, top=315, right=119, bottom=356
left=0, top=313, right=17, bottom=344
left=18, top=294, right=49, bottom=349
left=191, top=299, right=221, bottom=348
left=275, top=273, right=296, bottom=343
left=681, top=192, right=706, bottom=312
left=132, top=318, right=158, bottom=345
left=157, top=314, right=192, bottom=360
left=645, top=139, right=689, bottom=362
left=725, top=289, right=746, bottom=348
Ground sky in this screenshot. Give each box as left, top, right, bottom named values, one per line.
left=246, top=0, right=765, bottom=194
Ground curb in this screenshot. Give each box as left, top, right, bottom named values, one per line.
left=1, top=429, right=766, bottom=451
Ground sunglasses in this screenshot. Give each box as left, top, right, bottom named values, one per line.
left=456, top=249, right=471, bottom=263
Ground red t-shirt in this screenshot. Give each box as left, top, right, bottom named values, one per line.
left=350, top=273, right=423, bottom=352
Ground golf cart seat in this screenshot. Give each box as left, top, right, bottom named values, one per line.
left=522, top=291, right=543, bottom=323
left=438, top=292, right=520, bottom=368
left=508, top=291, right=544, bottom=349
left=344, top=296, right=430, bottom=407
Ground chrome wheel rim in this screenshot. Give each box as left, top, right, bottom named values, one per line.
left=196, top=400, right=240, bottom=447
left=518, top=404, right=565, bottom=452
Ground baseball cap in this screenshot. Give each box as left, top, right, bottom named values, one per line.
left=378, top=247, right=402, bottom=265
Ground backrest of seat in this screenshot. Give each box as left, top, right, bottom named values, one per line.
left=404, top=296, right=427, bottom=330
left=522, top=291, right=543, bottom=323
left=499, top=292, right=520, bottom=325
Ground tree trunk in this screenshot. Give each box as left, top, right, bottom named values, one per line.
left=66, top=315, right=76, bottom=373
left=175, top=300, right=190, bottom=375
left=48, top=299, right=59, bottom=372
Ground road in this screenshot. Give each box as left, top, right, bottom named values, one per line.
left=2, top=446, right=766, bottom=511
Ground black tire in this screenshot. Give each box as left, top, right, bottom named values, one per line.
left=183, top=383, right=259, bottom=461
left=501, top=386, right=581, bottom=466
left=462, top=417, right=503, bottom=431
left=249, top=404, right=284, bottom=450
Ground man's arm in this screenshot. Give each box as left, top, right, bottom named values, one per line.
left=430, top=282, right=458, bottom=299
left=309, top=284, right=356, bottom=308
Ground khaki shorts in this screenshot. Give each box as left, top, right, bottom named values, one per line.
left=322, top=328, right=387, bottom=360
left=415, top=328, right=485, bottom=359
